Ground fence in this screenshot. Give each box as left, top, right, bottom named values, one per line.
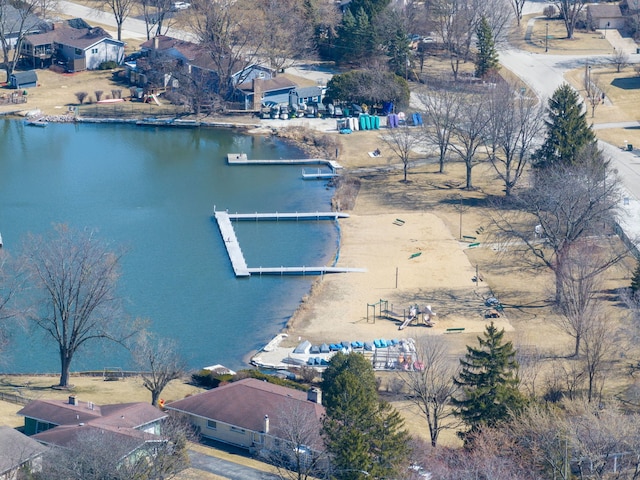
left=0, top=392, right=29, bottom=405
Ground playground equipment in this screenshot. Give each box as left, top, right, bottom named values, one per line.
left=398, top=304, right=436, bottom=330
left=366, top=299, right=388, bottom=323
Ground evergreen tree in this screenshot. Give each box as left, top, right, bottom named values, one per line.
left=321, top=352, right=409, bottom=480
left=474, top=16, right=499, bottom=78
left=386, top=25, right=411, bottom=78
left=631, top=260, right=640, bottom=295
left=453, top=322, right=526, bottom=442
left=534, top=83, right=596, bottom=168
left=335, top=7, right=374, bottom=63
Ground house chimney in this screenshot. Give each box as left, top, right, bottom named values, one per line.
left=153, top=36, right=159, bottom=50
left=263, top=415, right=269, bottom=433
left=252, top=78, right=263, bottom=111
left=69, top=395, right=78, bottom=406
left=307, top=387, right=322, bottom=405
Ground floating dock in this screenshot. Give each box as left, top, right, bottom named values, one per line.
left=213, top=209, right=364, bottom=277
left=302, top=168, right=340, bottom=180
left=227, top=153, right=342, bottom=173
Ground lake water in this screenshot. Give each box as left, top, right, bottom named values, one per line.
left=0, top=120, right=337, bottom=373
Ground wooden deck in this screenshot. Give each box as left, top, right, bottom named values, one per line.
left=213, top=209, right=363, bottom=277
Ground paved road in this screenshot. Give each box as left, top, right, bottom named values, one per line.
left=498, top=29, right=640, bottom=247
left=55, top=0, right=195, bottom=41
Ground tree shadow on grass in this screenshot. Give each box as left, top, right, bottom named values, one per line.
left=611, top=77, right=640, bottom=90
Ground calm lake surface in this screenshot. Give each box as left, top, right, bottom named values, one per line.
left=0, top=120, right=337, bottom=373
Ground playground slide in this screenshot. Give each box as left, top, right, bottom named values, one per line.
left=398, top=317, right=412, bottom=330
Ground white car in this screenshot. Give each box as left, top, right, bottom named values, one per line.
left=172, top=2, right=190, bottom=10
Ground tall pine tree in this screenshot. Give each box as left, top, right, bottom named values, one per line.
left=534, top=83, right=596, bottom=168
left=475, top=16, right=499, bottom=78
left=321, top=352, right=409, bottom=480
left=453, top=322, right=526, bottom=443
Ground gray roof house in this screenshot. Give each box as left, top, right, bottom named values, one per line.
left=587, top=4, right=625, bottom=30
left=0, top=426, right=47, bottom=480
left=9, top=70, right=37, bottom=89
left=166, top=378, right=325, bottom=452
left=21, top=20, right=125, bottom=71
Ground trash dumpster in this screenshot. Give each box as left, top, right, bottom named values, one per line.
left=628, top=144, right=634, bottom=151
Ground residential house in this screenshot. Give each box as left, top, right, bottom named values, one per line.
left=587, top=4, right=625, bottom=30
left=18, top=395, right=167, bottom=436
left=0, top=427, right=47, bottom=480
left=165, top=378, right=325, bottom=452
left=130, top=35, right=274, bottom=102
left=20, top=19, right=125, bottom=72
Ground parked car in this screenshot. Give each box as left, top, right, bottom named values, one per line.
left=171, top=1, right=190, bottom=10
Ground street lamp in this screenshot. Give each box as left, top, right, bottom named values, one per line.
left=545, top=22, right=549, bottom=52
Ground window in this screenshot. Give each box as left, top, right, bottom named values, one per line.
left=230, top=426, right=246, bottom=434
left=258, top=72, right=265, bottom=79
left=91, top=48, right=98, bottom=54
left=75, top=48, right=82, bottom=55
left=207, top=420, right=217, bottom=430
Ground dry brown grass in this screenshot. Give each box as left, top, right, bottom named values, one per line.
left=512, top=16, right=615, bottom=55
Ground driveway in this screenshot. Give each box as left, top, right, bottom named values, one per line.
left=188, top=450, right=282, bottom=480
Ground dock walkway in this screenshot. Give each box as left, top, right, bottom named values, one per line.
left=227, top=153, right=342, bottom=172
left=213, top=208, right=364, bottom=277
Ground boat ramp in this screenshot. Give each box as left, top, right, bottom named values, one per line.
left=213, top=208, right=364, bottom=277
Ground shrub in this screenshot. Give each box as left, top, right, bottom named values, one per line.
left=543, top=5, right=556, bottom=18
left=98, top=61, right=118, bottom=70
left=75, top=91, right=88, bottom=104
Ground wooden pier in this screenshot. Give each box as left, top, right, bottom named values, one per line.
left=227, top=153, right=343, bottom=173
left=302, top=168, right=340, bottom=180
left=213, top=209, right=364, bottom=277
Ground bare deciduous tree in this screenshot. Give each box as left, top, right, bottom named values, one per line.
left=400, top=335, right=459, bottom=447
left=492, top=153, right=625, bottom=303
left=103, top=0, right=136, bottom=41
left=611, top=48, right=630, bottom=73
left=38, top=412, right=193, bottom=480
left=579, top=310, right=615, bottom=403
left=257, top=0, right=317, bottom=73
left=131, top=330, right=186, bottom=407
left=260, top=400, right=328, bottom=480
left=449, top=93, right=490, bottom=189
left=21, top=224, right=134, bottom=387
left=509, top=0, right=527, bottom=26
left=554, top=0, right=588, bottom=39
left=0, top=0, right=48, bottom=79
left=416, top=86, right=460, bottom=173
left=583, top=62, right=606, bottom=118
left=189, top=0, right=265, bottom=100
left=381, top=124, right=422, bottom=182
left=139, top=0, right=173, bottom=39
left=484, top=83, right=545, bottom=196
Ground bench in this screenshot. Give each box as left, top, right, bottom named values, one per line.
left=468, top=242, right=480, bottom=248
left=462, top=235, right=477, bottom=242
left=393, top=218, right=405, bottom=226
left=445, top=327, right=465, bottom=333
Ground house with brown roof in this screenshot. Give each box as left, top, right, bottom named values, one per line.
left=20, top=19, right=125, bottom=72
left=165, top=378, right=325, bottom=452
left=0, top=426, right=47, bottom=480
left=129, top=35, right=274, bottom=101
left=17, top=395, right=166, bottom=436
